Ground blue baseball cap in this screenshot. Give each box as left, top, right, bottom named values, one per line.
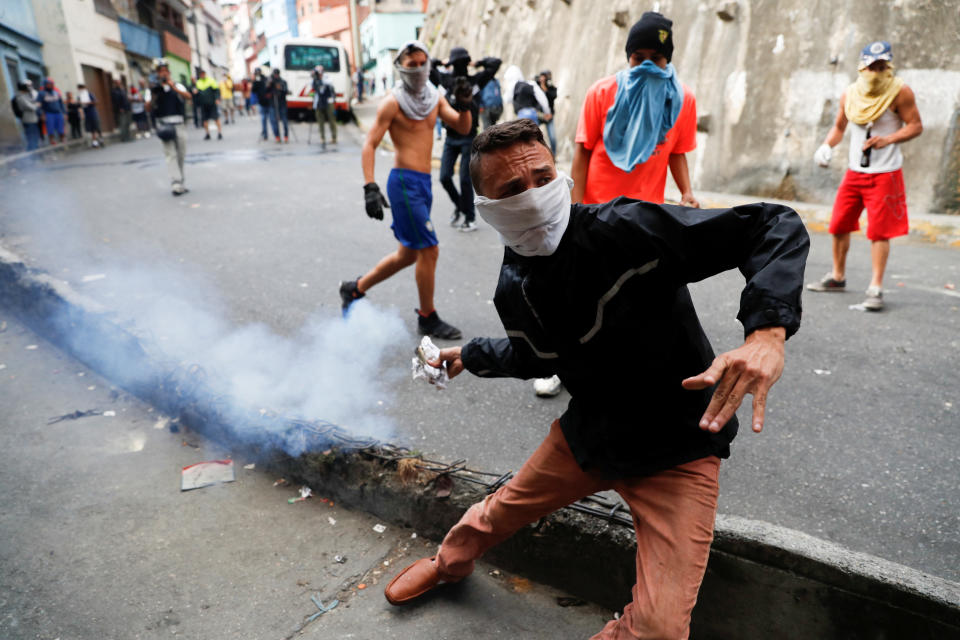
left=859, top=41, right=892, bottom=69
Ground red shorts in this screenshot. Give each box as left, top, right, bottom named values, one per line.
left=829, top=168, right=909, bottom=241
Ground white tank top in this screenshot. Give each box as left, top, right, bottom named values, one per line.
left=848, top=107, right=903, bottom=173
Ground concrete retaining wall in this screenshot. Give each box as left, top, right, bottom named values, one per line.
left=1, top=246, right=958, bottom=638
left=423, top=0, right=960, bottom=214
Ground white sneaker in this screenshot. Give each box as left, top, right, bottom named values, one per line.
left=458, top=220, right=478, bottom=233
left=862, top=286, right=884, bottom=311
left=533, top=375, right=562, bottom=397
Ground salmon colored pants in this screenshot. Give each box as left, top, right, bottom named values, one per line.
left=436, top=421, right=720, bottom=640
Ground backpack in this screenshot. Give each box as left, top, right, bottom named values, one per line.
left=480, top=78, right=502, bottom=109
left=11, top=96, right=23, bottom=119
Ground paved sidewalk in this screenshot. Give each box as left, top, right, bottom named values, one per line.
left=0, top=311, right=612, bottom=640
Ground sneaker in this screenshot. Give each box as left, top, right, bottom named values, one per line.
left=806, top=273, right=846, bottom=292
left=172, top=184, right=188, bottom=196
left=862, top=286, right=884, bottom=311
left=417, top=310, right=462, bottom=340
left=284, top=136, right=289, bottom=143
left=218, top=132, right=223, bottom=140
left=276, top=136, right=281, bottom=143
left=339, top=279, right=365, bottom=315
left=449, top=209, right=461, bottom=227
left=204, top=133, right=211, bottom=140
left=458, top=220, right=478, bottom=233
left=533, top=375, right=562, bottom=397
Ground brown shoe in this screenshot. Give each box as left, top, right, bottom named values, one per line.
left=384, top=557, right=446, bottom=605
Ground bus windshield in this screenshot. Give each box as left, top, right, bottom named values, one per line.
left=284, top=45, right=341, bottom=72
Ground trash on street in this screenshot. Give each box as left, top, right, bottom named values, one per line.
left=288, top=486, right=312, bottom=503
left=372, top=523, right=386, bottom=533
left=48, top=409, right=102, bottom=424
left=181, top=459, right=235, bottom=491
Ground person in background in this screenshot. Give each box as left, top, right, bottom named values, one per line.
left=111, top=79, right=132, bottom=142
left=13, top=83, right=41, bottom=150
left=538, top=70, right=558, bottom=155
left=252, top=68, right=274, bottom=141
left=312, top=65, right=337, bottom=147
left=478, top=74, right=503, bottom=129
left=355, top=68, right=364, bottom=103
left=233, top=78, right=246, bottom=117
left=269, top=68, right=290, bottom=143
left=532, top=12, right=699, bottom=400
left=130, top=87, right=149, bottom=138
left=147, top=59, right=192, bottom=196
left=433, top=46, right=502, bottom=231
left=339, top=40, right=472, bottom=340
left=220, top=73, right=235, bottom=125
left=65, top=91, right=83, bottom=140
left=36, top=77, right=66, bottom=145
left=77, top=83, right=103, bottom=148
left=194, top=69, right=223, bottom=140
left=808, top=41, right=922, bottom=312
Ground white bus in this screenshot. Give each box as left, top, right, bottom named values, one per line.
left=274, top=37, right=353, bottom=120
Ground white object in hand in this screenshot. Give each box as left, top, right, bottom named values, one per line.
left=412, top=336, right=449, bottom=390
left=814, top=143, right=832, bottom=167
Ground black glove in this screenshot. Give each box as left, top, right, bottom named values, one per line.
left=364, top=182, right=389, bottom=220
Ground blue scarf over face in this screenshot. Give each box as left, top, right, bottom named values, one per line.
left=602, top=61, right=683, bottom=172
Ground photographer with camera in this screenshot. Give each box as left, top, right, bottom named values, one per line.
left=432, top=47, right=501, bottom=232
left=147, top=59, right=192, bottom=196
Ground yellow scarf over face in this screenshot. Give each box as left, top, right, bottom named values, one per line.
left=844, top=67, right=903, bottom=126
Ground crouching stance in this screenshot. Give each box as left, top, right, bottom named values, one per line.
left=384, top=119, right=810, bottom=639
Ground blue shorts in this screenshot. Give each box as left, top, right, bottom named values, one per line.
left=386, top=168, right=438, bottom=250
left=45, top=111, right=65, bottom=135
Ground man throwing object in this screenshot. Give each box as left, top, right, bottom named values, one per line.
left=383, top=120, right=809, bottom=639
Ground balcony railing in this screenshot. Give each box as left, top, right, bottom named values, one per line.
left=118, top=17, right=163, bottom=59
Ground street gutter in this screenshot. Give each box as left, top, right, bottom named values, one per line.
left=1, top=244, right=958, bottom=639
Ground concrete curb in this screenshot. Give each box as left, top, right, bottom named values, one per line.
left=1, top=246, right=958, bottom=638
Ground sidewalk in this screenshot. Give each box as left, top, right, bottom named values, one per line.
left=0, top=311, right=612, bottom=640
left=352, top=97, right=960, bottom=247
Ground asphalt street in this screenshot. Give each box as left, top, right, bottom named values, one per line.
left=0, top=115, right=958, bottom=583
left=0, top=312, right=612, bottom=639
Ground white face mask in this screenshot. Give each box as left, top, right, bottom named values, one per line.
left=475, top=172, right=574, bottom=256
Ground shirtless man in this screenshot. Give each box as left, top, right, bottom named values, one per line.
left=340, top=41, right=471, bottom=339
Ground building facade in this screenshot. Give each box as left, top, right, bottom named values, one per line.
left=0, top=0, right=46, bottom=149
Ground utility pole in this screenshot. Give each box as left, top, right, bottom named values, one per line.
left=348, top=0, right=360, bottom=75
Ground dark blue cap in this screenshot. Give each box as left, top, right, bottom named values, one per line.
left=859, top=41, right=892, bottom=69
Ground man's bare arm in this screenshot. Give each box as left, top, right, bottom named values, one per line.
left=438, top=97, right=471, bottom=136
left=668, top=153, right=699, bottom=208
left=866, top=85, right=922, bottom=150
left=570, top=142, right=592, bottom=204
left=823, top=92, right=849, bottom=147
left=362, top=96, right=399, bottom=183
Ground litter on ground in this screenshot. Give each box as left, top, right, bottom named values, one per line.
left=48, top=409, right=102, bottom=424
left=372, top=524, right=386, bottom=534
left=180, top=459, right=235, bottom=491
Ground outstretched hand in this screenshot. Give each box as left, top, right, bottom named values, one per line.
left=681, top=326, right=786, bottom=434
left=428, top=346, right=465, bottom=378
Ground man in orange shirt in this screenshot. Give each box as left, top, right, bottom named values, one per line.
left=535, top=11, right=700, bottom=399
left=572, top=11, right=698, bottom=208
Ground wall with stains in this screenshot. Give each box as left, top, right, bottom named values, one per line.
left=423, top=0, right=960, bottom=213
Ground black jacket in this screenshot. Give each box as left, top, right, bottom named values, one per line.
left=460, top=199, right=809, bottom=477
left=433, top=56, right=501, bottom=140
left=252, top=76, right=268, bottom=106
